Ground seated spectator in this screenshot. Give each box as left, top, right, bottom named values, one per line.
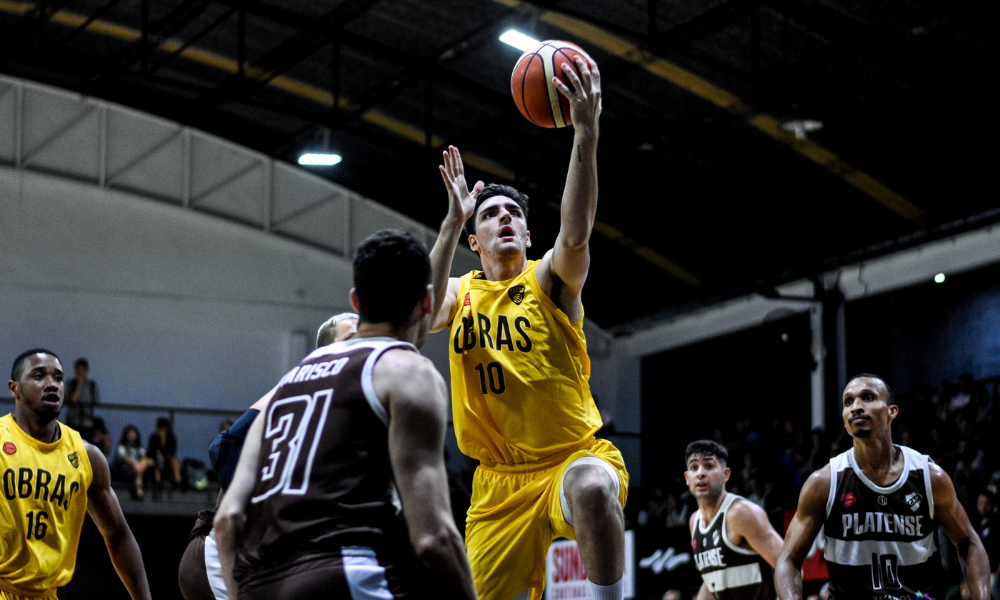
left=664, top=492, right=688, bottom=528
left=948, top=373, right=975, bottom=420
left=148, top=417, right=182, bottom=488
left=113, top=425, right=155, bottom=499
left=91, top=417, right=112, bottom=456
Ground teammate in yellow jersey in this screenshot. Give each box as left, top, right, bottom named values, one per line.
left=429, top=55, right=628, bottom=600
left=1, top=349, right=151, bottom=600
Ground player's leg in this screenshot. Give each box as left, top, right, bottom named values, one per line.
left=551, top=445, right=629, bottom=600
left=561, top=461, right=624, bottom=582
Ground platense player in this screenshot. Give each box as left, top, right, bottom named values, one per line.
left=776, top=374, right=990, bottom=600
left=1, top=349, right=151, bottom=600
left=429, top=56, right=629, bottom=600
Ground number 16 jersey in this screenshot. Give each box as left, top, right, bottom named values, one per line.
left=823, top=445, right=944, bottom=600
left=448, top=260, right=603, bottom=466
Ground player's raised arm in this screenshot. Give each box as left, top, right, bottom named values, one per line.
left=84, top=443, right=152, bottom=600
left=775, top=467, right=830, bottom=600
left=429, top=145, right=484, bottom=332
left=728, top=499, right=784, bottom=567
left=214, top=410, right=266, bottom=599
left=930, top=462, right=990, bottom=599
left=539, top=55, right=601, bottom=318
left=377, top=350, right=478, bottom=600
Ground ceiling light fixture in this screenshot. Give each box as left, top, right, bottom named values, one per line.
left=934, top=273, right=946, bottom=284
left=298, top=153, right=342, bottom=166
left=781, top=119, right=823, bottom=140
left=500, top=30, right=539, bottom=51
left=298, top=128, right=341, bottom=167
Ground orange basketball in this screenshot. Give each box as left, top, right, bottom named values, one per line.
left=511, top=40, right=594, bottom=128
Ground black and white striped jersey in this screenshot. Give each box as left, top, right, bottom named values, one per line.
left=692, top=493, right=775, bottom=600
left=823, top=445, right=945, bottom=600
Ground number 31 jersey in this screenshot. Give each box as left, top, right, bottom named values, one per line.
left=448, top=260, right=603, bottom=466
left=235, top=338, right=418, bottom=586
left=823, top=445, right=944, bottom=600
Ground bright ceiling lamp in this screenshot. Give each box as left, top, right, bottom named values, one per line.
left=298, top=153, right=342, bottom=166
left=934, top=273, right=946, bottom=283
left=500, top=30, right=539, bottom=51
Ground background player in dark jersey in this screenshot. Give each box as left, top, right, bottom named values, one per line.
left=775, top=374, right=990, bottom=600
left=684, top=440, right=783, bottom=600
left=214, top=230, right=477, bottom=600
left=177, top=314, right=359, bottom=600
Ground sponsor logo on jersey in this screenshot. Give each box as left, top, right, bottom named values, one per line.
left=712, top=530, right=720, bottom=545
left=877, top=495, right=888, bottom=506
left=508, top=285, right=526, bottom=304
left=906, top=492, right=923, bottom=512
left=464, top=293, right=471, bottom=306
left=841, top=492, right=857, bottom=507
left=2, top=442, right=14, bottom=455
left=67, top=452, right=80, bottom=468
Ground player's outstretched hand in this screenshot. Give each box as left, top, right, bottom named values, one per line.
left=553, top=56, right=601, bottom=136
left=439, top=145, right=484, bottom=225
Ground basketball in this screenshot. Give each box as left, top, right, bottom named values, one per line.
left=511, top=40, right=594, bottom=128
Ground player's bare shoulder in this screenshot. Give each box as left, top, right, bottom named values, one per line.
left=372, top=348, right=447, bottom=409
left=797, top=463, right=833, bottom=511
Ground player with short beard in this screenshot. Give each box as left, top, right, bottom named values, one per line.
left=776, top=374, right=990, bottom=600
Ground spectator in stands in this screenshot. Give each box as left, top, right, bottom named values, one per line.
left=948, top=372, right=975, bottom=420
left=115, top=425, right=155, bottom=499
left=973, top=491, right=999, bottom=568
left=92, top=417, right=112, bottom=456
left=661, top=590, right=681, bottom=600
left=64, top=357, right=100, bottom=442
left=148, top=417, right=182, bottom=488
left=664, top=492, right=688, bottom=528
left=933, top=380, right=955, bottom=422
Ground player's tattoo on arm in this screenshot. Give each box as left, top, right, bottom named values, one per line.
left=577, top=144, right=582, bottom=162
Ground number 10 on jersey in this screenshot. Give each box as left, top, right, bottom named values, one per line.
left=474, top=362, right=506, bottom=394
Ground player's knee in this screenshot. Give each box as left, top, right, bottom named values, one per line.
left=567, top=466, right=618, bottom=514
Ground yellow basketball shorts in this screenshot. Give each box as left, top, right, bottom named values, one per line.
left=0, top=588, right=57, bottom=600
left=465, top=438, right=628, bottom=600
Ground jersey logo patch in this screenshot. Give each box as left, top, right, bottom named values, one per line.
left=877, top=495, right=888, bottom=506
left=464, top=293, right=471, bottom=306
left=692, top=538, right=697, bottom=550
left=712, top=530, right=720, bottom=545
left=841, top=492, right=857, bottom=507
left=906, top=492, right=923, bottom=511
left=67, top=451, right=80, bottom=468
left=2, top=441, right=15, bottom=454
left=508, top=285, right=526, bottom=304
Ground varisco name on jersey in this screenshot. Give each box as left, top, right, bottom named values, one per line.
left=841, top=512, right=924, bottom=537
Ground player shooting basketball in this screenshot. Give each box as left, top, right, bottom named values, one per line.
left=428, top=54, right=629, bottom=600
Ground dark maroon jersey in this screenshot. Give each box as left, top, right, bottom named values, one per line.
left=234, top=337, right=421, bottom=587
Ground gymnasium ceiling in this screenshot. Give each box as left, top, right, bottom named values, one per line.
left=1, top=0, right=998, bottom=332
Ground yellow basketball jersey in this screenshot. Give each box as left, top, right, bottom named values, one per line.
left=448, top=260, right=602, bottom=465
left=0, top=414, right=92, bottom=597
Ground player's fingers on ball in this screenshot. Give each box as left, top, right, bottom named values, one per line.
left=560, top=64, right=583, bottom=97
left=552, top=76, right=573, bottom=99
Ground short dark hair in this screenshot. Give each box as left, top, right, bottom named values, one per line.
left=464, top=183, right=530, bottom=239
left=11, top=348, right=60, bottom=381
left=74, top=357, right=89, bottom=370
left=156, top=417, right=172, bottom=431
left=685, top=440, right=728, bottom=467
left=848, top=373, right=895, bottom=405
left=353, top=230, right=432, bottom=327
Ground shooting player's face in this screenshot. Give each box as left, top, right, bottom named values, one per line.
left=469, top=196, right=530, bottom=260
left=684, top=454, right=729, bottom=500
